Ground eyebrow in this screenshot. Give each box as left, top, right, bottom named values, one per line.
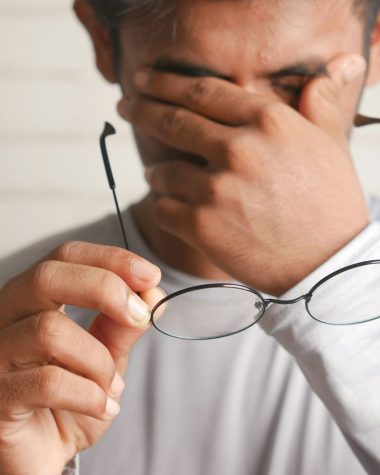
left=268, top=62, right=328, bottom=79
left=153, top=56, right=328, bottom=81
left=153, top=57, right=231, bottom=80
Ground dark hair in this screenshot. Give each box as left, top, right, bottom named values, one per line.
left=90, top=0, right=380, bottom=28
left=89, top=0, right=176, bottom=72
left=89, top=0, right=175, bottom=26
left=90, top=0, right=380, bottom=61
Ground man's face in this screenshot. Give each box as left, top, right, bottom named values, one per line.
left=117, top=0, right=366, bottom=166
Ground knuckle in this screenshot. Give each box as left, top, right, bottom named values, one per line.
left=37, top=366, right=62, bottom=403
left=205, top=173, right=220, bottom=200
left=109, top=246, right=130, bottom=263
left=220, top=135, right=244, bottom=165
left=186, top=78, right=210, bottom=107
left=33, top=311, right=62, bottom=352
left=160, top=107, right=186, bottom=136
left=31, top=260, right=59, bottom=293
left=52, top=241, right=81, bottom=262
left=98, top=271, right=126, bottom=307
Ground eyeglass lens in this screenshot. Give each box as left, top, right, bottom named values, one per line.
left=152, top=263, right=380, bottom=340
left=307, top=262, right=380, bottom=325
left=152, top=285, right=265, bottom=340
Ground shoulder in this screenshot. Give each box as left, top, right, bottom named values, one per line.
left=0, top=213, right=121, bottom=287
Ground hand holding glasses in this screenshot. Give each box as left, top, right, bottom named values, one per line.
left=100, top=122, right=380, bottom=341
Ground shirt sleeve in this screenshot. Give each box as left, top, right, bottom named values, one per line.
left=258, top=221, right=380, bottom=475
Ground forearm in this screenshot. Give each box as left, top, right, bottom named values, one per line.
left=259, top=221, right=380, bottom=473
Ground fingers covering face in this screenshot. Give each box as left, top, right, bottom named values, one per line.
left=133, top=69, right=270, bottom=126
left=145, top=160, right=212, bottom=204
left=120, top=96, right=226, bottom=164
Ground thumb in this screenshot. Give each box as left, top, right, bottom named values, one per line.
left=299, top=54, right=367, bottom=142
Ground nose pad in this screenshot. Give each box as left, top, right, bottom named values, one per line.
left=264, top=295, right=310, bottom=306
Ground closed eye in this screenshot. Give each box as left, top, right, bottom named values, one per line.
left=271, top=76, right=311, bottom=107
left=272, top=75, right=309, bottom=93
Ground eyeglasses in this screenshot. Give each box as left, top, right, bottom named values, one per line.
left=100, top=122, right=380, bottom=340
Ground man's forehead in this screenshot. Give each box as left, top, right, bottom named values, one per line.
left=175, top=0, right=357, bottom=24
left=122, top=0, right=363, bottom=77
left=192, top=1, right=356, bottom=37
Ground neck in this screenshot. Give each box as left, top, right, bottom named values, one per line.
left=132, top=193, right=232, bottom=281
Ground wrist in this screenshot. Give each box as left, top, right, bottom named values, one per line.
left=262, top=213, right=370, bottom=297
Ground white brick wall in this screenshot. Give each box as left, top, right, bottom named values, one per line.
left=0, top=1, right=147, bottom=260
left=1, top=1, right=380, bottom=260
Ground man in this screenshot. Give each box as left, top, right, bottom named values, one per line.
left=0, top=0, right=380, bottom=474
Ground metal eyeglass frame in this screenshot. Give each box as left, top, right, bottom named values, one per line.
left=100, top=122, right=380, bottom=340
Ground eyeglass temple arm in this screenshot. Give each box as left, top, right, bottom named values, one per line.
left=354, top=114, right=380, bottom=127
left=100, top=122, right=130, bottom=250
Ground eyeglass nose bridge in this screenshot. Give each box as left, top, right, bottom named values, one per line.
left=262, top=293, right=312, bottom=308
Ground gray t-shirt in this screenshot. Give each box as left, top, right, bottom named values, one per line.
left=2, top=196, right=380, bottom=475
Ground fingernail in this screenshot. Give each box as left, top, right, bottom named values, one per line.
left=105, top=397, right=120, bottom=418
left=131, top=259, right=160, bottom=281
left=128, top=293, right=151, bottom=324
left=343, top=56, right=366, bottom=82
left=134, top=70, right=150, bottom=88
left=109, top=372, right=125, bottom=397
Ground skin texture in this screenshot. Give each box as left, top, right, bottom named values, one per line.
left=0, top=1, right=379, bottom=473
left=77, top=0, right=380, bottom=293
left=0, top=242, right=163, bottom=474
